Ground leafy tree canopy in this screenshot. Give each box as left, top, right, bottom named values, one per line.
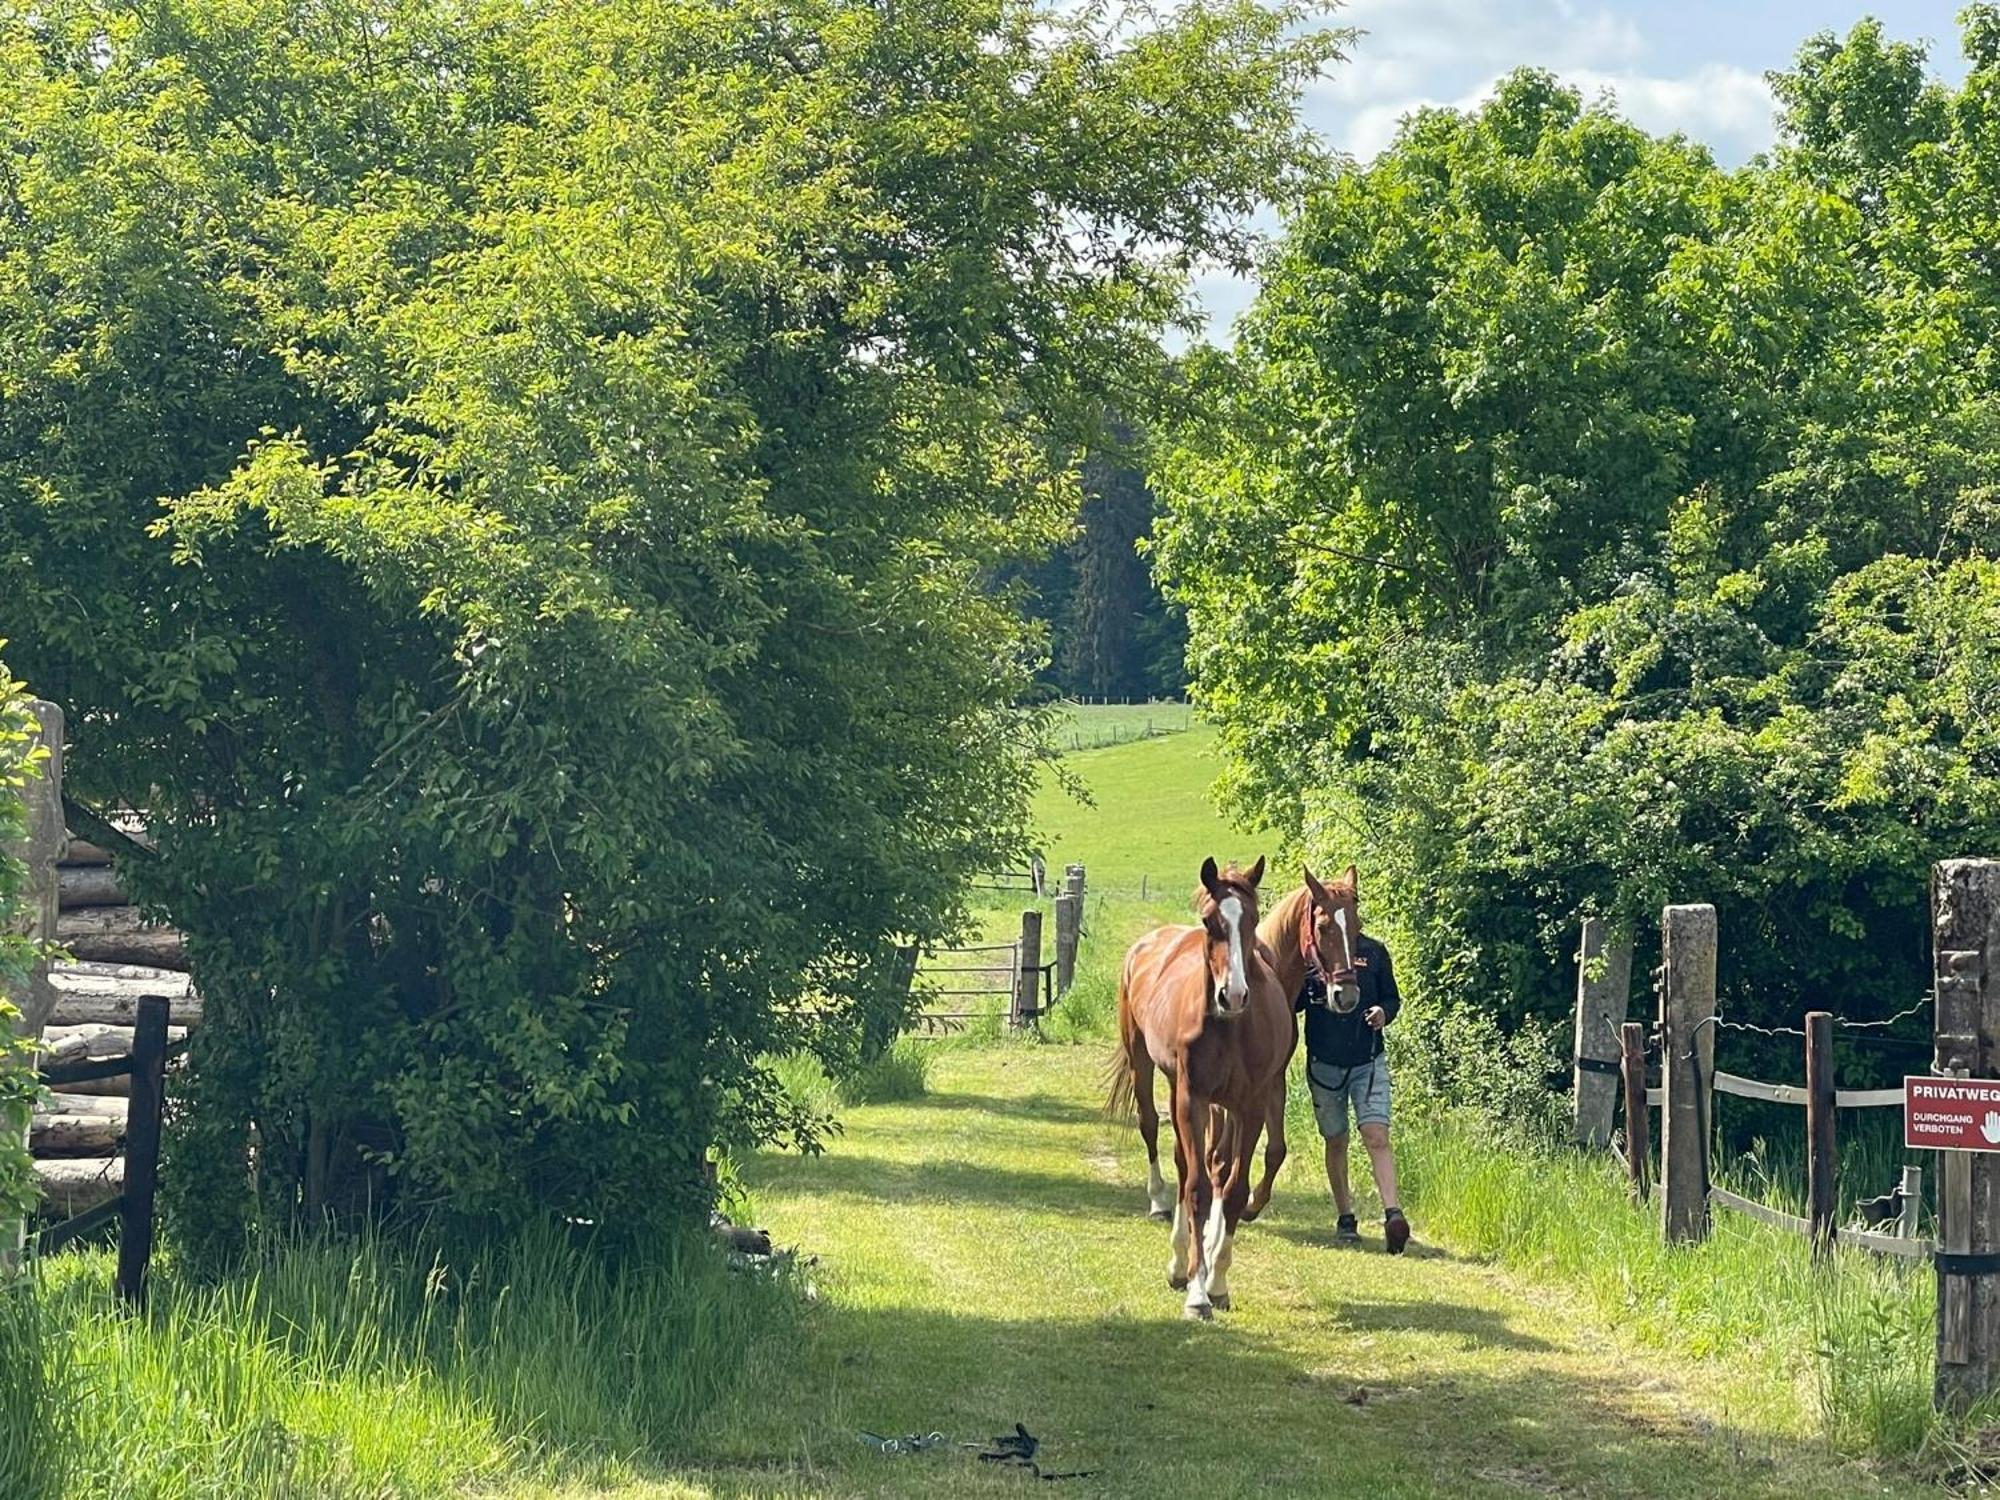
left=1157, top=17, right=2000, bottom=1086
left=0, top=0, right=1340, bottom=1257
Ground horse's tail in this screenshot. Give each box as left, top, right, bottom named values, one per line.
left=1104, top=953, right=1138, bottom=1119
left=1105, top=1044, right=1137, bottom=1119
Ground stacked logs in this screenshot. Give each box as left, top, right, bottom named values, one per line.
left=33, top=834, right=197, bottom=1219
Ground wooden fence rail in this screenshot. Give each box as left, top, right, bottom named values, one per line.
left=33, top=993, right=173, bottom=1305
left=1576, top=866, right=2000, bottom=1411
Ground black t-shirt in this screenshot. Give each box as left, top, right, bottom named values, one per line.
left=1294, top=933, right=1401, bottom=1069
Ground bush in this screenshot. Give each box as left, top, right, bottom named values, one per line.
left=0, top=0, right=1340, bottom=1260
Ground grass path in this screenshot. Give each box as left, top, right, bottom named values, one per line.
left=553, top=1045, right=1925, bottom=1500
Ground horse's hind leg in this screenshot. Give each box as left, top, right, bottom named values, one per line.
left=1242, top=1082, right=1289, bottom=1223
left=1133, top=1050, right=1172, bottom=1220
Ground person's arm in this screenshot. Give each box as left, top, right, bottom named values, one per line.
left=1374, top=944, right=1401, bottom=1027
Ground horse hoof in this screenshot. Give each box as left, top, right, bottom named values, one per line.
left=1211, top=1294, right=1231, bottom=1312
left=1184, top=1303, right=1214, bottom=1323
left=1149, top=1208, right=1172, bottom=1224
left=1168, top=1274, right=1188, bottom=1292
left=1239, top=1205, right=1261, bottom=1224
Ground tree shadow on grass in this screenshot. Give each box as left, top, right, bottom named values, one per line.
left=1321, top=1297, right=1557, bottom=1353
left=747, top=1150, right=1137, bottom=1219
left=908, top=1088, right=1107, bottom=1128
left=649, top=1298, right=1908, bottom=1500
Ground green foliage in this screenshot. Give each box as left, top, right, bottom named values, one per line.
left=0, top=0, right=1341, bottom=1257
left=0, top=1274, right=74, bottom=1500
left=1157, top=18, right=2000, bottom=1091
left=0, top=654, right=44, bottom=1238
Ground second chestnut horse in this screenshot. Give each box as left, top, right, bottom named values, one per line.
left=1107, top=857, right=1295, bottom=1319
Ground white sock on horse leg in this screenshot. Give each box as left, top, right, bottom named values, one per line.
left=1147, top=1160, right=1171, bottom=1216
left=1168, top=1200, right=1189, bottom=1283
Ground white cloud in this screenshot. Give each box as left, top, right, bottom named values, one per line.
left=1180, top=0, right=1785, bottom=340
left=1310, top=0, right=1778, bottom=164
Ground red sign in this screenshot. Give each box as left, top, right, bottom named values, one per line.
left=1905, top=1076, right=2000, bottom=1152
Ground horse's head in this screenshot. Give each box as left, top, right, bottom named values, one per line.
left=1303, top=863, right=1365, bottom=1014
left=1196, top=854, right=1265, bottom=1017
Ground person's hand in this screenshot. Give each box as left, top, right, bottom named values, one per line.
left=1365, top=1005, right=1387, bottom=1031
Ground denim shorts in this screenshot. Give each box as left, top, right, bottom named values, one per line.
left=1306, top=1055, right=1391, bottom=1138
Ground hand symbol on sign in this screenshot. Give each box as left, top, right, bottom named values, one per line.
left=1982, top=1111, right=2000, bottom=1145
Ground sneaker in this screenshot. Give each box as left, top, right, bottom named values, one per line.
left=1384, top=1207, right=1410, bottom=1255
left=1334, top=1213, right=1360, bottom=1246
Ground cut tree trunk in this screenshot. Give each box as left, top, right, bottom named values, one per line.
left=34, top=1092, right=127, bottom=1119
left=59, top=866, right=128, bottom=909
left=35, top=1156, right=122, bottom=1217
left=59, top=839, right=116, bottom=867
left=56, top=908, right=186, bottom=970
left=31, top=1113, right=122, bottom=1156
left=41, top=1022, right=187, bottom=1066
left=48, top=963, right=199, bottom=1026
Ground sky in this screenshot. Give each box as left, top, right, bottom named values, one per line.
left=1187, top=0, right=1975, bottom=338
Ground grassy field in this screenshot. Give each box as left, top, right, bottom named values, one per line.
left=1046, top=700, right=1196, bottom=752
left=1030, top=725, right=1261, bottom=899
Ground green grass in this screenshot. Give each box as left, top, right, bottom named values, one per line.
left=656, top=1047, right=1924, bottom=1500
left=1046, top=699, right=1195, bottom=751
left=2, top=1223, right=800, bottom=1500
left=1031, top=725, right=1264, bottom=899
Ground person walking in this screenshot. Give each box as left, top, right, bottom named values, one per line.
left=1297, top=927, right=1409, bottom=1252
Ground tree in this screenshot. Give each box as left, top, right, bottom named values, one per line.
left=0, top=0, right=1342, bottom=1259
left=1157, top=22, right=2000, bottom=1103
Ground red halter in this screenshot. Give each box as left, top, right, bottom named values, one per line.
left=1300, top=894, right=1367, bottom=985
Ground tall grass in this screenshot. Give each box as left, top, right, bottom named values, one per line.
left=0, top=1272, right=72, bottom=1499
left=5, top=1221, right=799, bottom=1500
left=1389, top=1108, right=1955, bottom=1459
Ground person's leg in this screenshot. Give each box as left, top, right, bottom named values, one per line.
left=1358, top=1122, right=1398, bottom=1211
left=1323, top=1130, right=1353, bottom=1216
left=1355, top=1058, right=1407, bottom=1253
left=1309, top=1075, right=1358, bottom=1240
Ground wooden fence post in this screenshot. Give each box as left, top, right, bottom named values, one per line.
left=115, top=995, right=169, bottom=1306
left=3, top=700, right=62, bottom=1266
left=1064, top=863, right=1085, bottom=901
left=1620, top=1021, right=1650, bottom=1204
left=1571, top=917, right=1633, bottom=1148
left=1900, top=1164, right=1923, bottom=1240
left=1053, top=893, right=1081, bottom=996
left=1933, top=858, right=2000, bottom=1412
left=1805, top=1010, right=1836, bottom=1259
left=1660, top=903, right=1717, bottom=1245
left=1011, top=909, right=1043, bottom=1028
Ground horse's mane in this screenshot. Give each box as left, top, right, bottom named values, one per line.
left=1257, top=884, right=1312, bottom=953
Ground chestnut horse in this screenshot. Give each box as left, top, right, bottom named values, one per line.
left=1238, top=864, right=1367, bottom=1220
left=1107, top=857, right=1294, bottom=1320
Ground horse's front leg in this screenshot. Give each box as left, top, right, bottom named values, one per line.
left=1243, top=1081, right=1288, bottom=1223
left=1209, top=1117, right=1256, bottom=1311
left=1172, top=1075, right=1212, bottom=1320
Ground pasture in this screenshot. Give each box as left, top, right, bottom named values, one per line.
left=573, top=728, right=1936, bottom=1498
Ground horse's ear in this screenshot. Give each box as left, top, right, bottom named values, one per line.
left=1245, top=855, right=1266, bottom=889
left=1302, top=864, right=1331, bottom=908
left=1342, top=864, right=1359, bottom=897
left=1199, top=856, right=1221, bottom=896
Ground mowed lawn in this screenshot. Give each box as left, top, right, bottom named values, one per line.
left=537, top=1044, right=1924, bottom=1500
left=523, top=722, right=1926, bottom=1499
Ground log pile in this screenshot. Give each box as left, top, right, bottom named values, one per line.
left=30, top=831, right=196, bottom=1217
